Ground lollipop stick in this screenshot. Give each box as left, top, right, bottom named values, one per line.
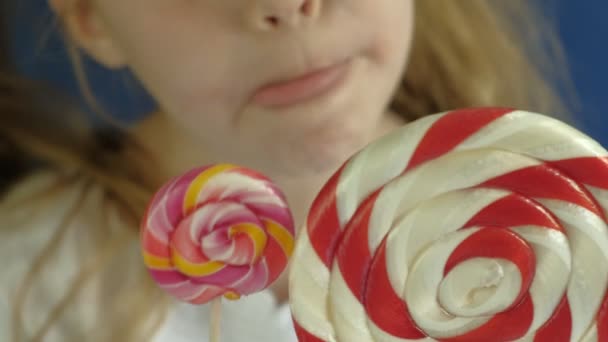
left=209, top=298, right=222, bottom=342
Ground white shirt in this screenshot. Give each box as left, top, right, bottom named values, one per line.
left=0, top=170, right=298, bottom=342
left=154, top=293, right=296, bottom=342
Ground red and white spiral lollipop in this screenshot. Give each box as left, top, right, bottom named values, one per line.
left=141, top=164, right=295, bottom=304
left=289, top=108, right=608, bottom=341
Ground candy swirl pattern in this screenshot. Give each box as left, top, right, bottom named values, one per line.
left=289, top=108, right=608, bottom=342
left=141, top=164, right=295, bottom=304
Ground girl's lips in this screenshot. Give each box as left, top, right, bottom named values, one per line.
left=251, top=60, right=350, bottom=108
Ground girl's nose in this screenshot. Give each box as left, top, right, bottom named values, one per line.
left=246, top=0, right=320, bottom=31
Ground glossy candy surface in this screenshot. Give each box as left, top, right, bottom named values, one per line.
left=290, top=108, right=608, bottom=342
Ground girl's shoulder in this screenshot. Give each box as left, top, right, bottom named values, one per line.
left=1, top=168, right=88, bottom=225
left=0, top=168, right=140, bottom=341
left=0, top=168, right=106, bottom=257
left=0, top=166, right=130, bottom=230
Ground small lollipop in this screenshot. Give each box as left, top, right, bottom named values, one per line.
left=290, top=108, right=608, bottom=341
left=141, top=164, right=295, bottom=341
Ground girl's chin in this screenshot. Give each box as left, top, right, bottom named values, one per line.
left=274, top=139, right=366, bottom=177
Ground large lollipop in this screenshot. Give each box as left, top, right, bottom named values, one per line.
left=290, top=108, right=608, bottom=341
left=140, top=164, right=295, bottom=339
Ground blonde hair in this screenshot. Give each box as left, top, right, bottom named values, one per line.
left=1, top=1, right=574, bottom=340
left=393, top=1, right=573, bottom=121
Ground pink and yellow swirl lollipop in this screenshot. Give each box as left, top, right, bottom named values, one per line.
left=141, top=164, right=295, bottom=304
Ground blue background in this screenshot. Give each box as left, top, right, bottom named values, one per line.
left=6, top=1, right=607, bottom=144
left=556, top=1, right=607, bottom=145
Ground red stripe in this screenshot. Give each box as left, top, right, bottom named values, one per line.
left=171, top=218, right=210, bottom=263
left=534, top=296, right=572, bottom=342
left=598, top=289, right=608, bottom=342
left=549, top=157, right=608, bottom=222
left=142, top=229, right=171, bottom=258
left=407, top=108, right=512, bottom=171
left=308, top=164, right=346, bottom=268
left=336, top=192, right=379, bottom=301
left=441, top=294, right=534, bottom=342
left=549, top=157, right=608, bottom=190
left=365, top=240, right=426, bottom=339
left=482, top=165, right=603, bottom=218
left=445, top=228, right=536, bottom=313
left=263, top=234, right=288, bottom=285
left=464, top=194, right=563, bottom=232
left=232, top=166, right=271, bottom=182
left=293, top=319, right=326, bottom=342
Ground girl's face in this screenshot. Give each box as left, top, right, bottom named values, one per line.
left=63, top=0, right=414, bottom=176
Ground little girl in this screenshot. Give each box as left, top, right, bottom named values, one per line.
left=0, top=1, right=573, bottom=341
